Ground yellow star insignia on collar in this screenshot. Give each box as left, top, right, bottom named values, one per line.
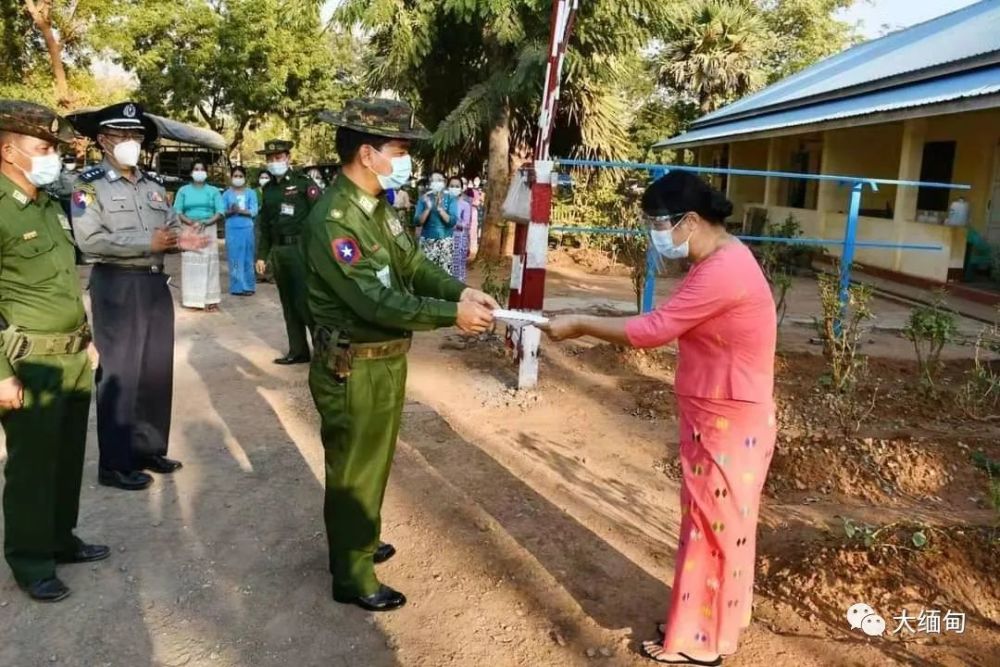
left=331, top=209, right=343, bottom=220
left=358, top=196, right=376, bottom=215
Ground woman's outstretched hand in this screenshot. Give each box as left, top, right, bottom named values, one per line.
left=538, top=315, right=582, bottom=341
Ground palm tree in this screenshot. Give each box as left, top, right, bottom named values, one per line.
left=336, top=0, right=665, bottom=260
left=657, top=0, right=773, bottom=114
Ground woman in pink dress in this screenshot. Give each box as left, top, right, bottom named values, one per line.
left=541, top=171, right=776, bottom=666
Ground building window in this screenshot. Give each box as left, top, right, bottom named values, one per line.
left=917, top=141, right=956, bottom=212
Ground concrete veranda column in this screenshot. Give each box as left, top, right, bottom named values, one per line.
left=893, top=118, right=928, bottom=270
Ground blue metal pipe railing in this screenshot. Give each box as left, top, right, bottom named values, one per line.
left=548, top=226, right=943, bottom=251
left=545, top=159, right=971, bottom=317
left=554, top=158, right=971, bottom=190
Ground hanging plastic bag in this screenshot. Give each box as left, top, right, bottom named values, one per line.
left=501, top=168, right=532, bottom=223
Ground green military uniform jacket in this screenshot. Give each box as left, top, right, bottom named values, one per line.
left=257, top=171, right=322, bottom=261
left=303, top=175, right=465, bottom=342
left=0, top=173, right=86, bottom=380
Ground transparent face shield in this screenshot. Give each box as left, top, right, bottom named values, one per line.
left=644, top=211, right=692, bottom=270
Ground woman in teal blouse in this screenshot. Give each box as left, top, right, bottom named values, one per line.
left=413, top=171, right=459, bottom=272
left=174, top=161, right=224, bottom=311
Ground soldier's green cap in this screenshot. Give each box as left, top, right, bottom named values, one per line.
left=317, top=98, right=431, bottom=141
left=257, top=139, right=294, bottom=156
left=0, top=99, right=75, bottom=144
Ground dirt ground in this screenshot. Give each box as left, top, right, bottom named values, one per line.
left=0, top=248, right=997, bottom=667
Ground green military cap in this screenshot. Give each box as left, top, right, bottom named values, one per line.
left=257, top=139, right=295, bottom=156
left=0, top=99, right=75, bottom=144
left=317, top=98, right=431, bottom=141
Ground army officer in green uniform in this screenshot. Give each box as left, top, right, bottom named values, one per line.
left=303, top=99, right=496, bottom=611
left=255, top=139, right=321, bottom=364
left=0, top=100, right=109, bottom=602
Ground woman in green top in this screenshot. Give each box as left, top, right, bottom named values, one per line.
left=174, top=161, right=224, bottom=311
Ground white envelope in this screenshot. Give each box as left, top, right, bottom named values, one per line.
left=493, top=309, right=549, bottom=329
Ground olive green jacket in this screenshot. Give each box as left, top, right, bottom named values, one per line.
left=303, top=174, right=465, bottom=343
left=0, top=173, right=87, bottom=380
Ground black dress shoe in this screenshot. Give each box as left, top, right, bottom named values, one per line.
left=56, top=543, right=111, bottom=564
left=273, top=354, right=311, bottom=365
left=139, top=455, right=183, bottom=474
left=24, top=577, right=71, bottom=603
left=98, top=468, right=153, bottom=491
left=333, top=584, right=407, bottom=612
left=373, top=542, right=396, bottom=564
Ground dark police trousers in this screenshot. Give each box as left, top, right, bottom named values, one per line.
left=89, top=265, right=174, bottom=472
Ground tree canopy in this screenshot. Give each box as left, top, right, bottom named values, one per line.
left=96, top=0, right=360, bottom=154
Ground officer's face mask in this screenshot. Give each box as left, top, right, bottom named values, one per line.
left=106, top=138, right=142, bottom=168
left=191, top=170, right=208, bottom=183
left=9, top=144, right=62, bottom=187
left=267, top=160, right=289, bottom=177
left=367, top=146, right=412, bottom=191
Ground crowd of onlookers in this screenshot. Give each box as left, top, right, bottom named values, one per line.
left=162, top=164, right=486, bottom=305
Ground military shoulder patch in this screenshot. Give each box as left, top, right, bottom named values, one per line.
left=332, top=237, right=361, bottom=265
left=71, top=189, right=94, bottom=214
left=79, top=167, right=106, bottom=183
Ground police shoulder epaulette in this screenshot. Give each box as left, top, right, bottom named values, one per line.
left=144, top=171, right=165, bottom=185
left=79, top=167, right=106, bottom=183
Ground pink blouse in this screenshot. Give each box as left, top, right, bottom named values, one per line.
left=625, top=243, right=776, bottom=403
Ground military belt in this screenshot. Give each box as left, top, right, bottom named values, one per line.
left=314, top=328, right=411, bottom=360
left=1, top=323, right=92, bottom=365
left=314, top=327, right=410, bottom=383
left=350, top=339, right=412, bottom=360
left=275, top=235, right=301, bottom=246
left=97, top=263, right=164, bottom=274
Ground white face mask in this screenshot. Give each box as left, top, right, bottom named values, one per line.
left=191, top=170, right=208, bottom=183
left=111, top=139, right=142, bottom=168
left=369, top=149, right=412, bottom=191
left=63, top=162, right=77, bottom=172
left=268, top=161, right=289, bottom=177
left=447, top=187, right=462, bottom=198
left=429, top=180, right=445, bottom=193
left=232, top=177, right=246, bottom=188
left=258, top=177, right=270, bottom=187
left=11, top=146, right=62, bottom=187
left=650, top=218, right=693, bottom=260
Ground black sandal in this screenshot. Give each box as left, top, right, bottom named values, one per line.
left=642, top=640, right=722, bottom=666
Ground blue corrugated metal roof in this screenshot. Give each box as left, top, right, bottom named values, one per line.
left=656, top=64, right=1000, bottom=148
left=695, top=0, right=1000, bottom=128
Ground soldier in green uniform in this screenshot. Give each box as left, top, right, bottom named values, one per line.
left=303, top=98, right=496, bottom=611
left=255, top=140, right=322, bottom=364
left=0, top=100, right=109, bottom=602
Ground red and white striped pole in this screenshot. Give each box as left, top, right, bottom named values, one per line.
left=507, top=0, right=578, bottom=389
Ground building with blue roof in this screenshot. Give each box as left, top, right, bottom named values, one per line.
left=657, top=0, right=1000, bottom=285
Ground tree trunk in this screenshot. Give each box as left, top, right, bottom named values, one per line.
left=24, top=0, right=70, bottom=108
left=478, top=103, right=511, bottom=261
left=228, top=115, right=252, bottom=158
